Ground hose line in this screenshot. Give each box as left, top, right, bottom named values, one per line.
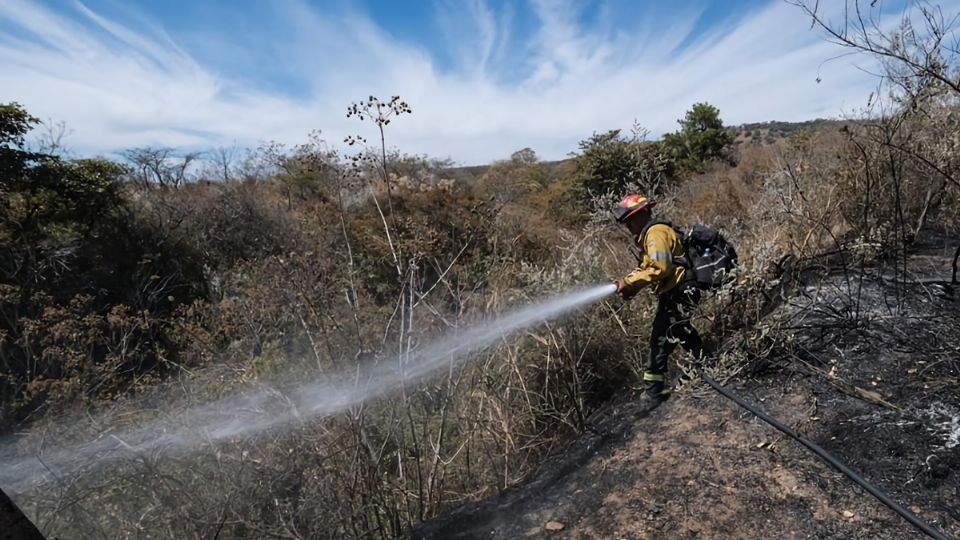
left=701, top=375, right=952, bottom=540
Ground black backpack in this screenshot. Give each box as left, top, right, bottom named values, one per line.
left=642, top=221, right=738, bottom=289
left=678, top=224, right=738, bottom=289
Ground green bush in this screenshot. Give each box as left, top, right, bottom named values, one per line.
left=571, top=129, right=675, bottom=205
left=663, top=102, right=735, bottom=172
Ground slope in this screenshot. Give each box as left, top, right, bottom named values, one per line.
left=413, top=240, right=960, bottom=539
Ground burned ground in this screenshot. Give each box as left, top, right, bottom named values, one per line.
left=413, top=247, right=960, bottom=540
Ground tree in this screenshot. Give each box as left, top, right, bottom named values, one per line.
left=572, top=129, right=674, bottom=200
left=663, top=102, right=734, bottom=172
left=1, top=103, right=125, bottom=248
left=0, top=102, right=36, bottom=148
left=510, top=147, right=539, bottom=165
left=0, top=103, right=43, bottom=180
left=256, top=131, right=339, bottom=207
left=205, top=144, right=240, bottom=182
left=789, top=0, right=960, bottom=104
left=122, top=147, right=201, bottom=188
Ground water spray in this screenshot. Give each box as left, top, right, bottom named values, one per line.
left=0, top=283, right=617, bottom=494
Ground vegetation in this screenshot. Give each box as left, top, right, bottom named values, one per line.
left=2, top=2, right=960, bottom=538
left=729, top=118, right=846, bottom=144
left=571, top=127, right=674, bottom=202
left=663, top=102, right=735, bottom=171
left=1, top=105, right=207, bottom=423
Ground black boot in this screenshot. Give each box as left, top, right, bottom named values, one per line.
left=639, top=381, right=669, bottom=408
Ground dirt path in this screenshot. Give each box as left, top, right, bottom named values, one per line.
left=413, top=380, right=956, bottom=539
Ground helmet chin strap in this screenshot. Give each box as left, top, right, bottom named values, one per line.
left=625, top=211, right=651, bottom=234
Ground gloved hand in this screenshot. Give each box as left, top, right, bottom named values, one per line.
left=613, top=279, right=638, bottom=300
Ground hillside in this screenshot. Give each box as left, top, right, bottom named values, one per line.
left=445, top=118, right=845, bottom=178
left=729, top=118, right=850, bottom=146
left=413, top=238, right=960, bottom=539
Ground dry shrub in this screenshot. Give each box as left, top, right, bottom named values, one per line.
left=11, top=196, right=652, bottom=539
left=674, top=144, right=775, bottom=229
left=828, top=101, right=960, bottom=260
left=666, top=126, right=866, bottom=267
left=654, top=128, right=859, bottom=387
left=138, top=180, right=302, bottom=270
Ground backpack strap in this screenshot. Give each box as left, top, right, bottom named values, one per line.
left=639, top=219, right=676, bottom=243
left=640, top=219, right=690, bottom=269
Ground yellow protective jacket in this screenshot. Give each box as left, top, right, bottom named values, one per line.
left=621, top=222, right=686, bottom=296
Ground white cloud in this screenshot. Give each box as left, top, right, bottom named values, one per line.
left=0, top=0, right=890, bottom=165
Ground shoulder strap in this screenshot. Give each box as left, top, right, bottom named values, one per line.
left=639, top=219, right=677, bottom=241
left=640, top=219, right=691, bottom=269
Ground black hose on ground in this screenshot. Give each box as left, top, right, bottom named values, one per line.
left=701, top=374, right=953, bottom=540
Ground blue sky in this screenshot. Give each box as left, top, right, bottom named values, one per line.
left=0, top=0, right=928, bottom=164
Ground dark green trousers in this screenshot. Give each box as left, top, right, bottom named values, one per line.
left=643, top=282, right=703, bottom=393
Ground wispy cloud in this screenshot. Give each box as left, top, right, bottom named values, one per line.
left=0, top=0, right=884, bottom=164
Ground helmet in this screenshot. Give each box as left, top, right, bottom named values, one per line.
left=614, top=194, right=656, bottom=223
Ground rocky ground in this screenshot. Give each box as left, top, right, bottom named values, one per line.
left=413, top=244, right=960, bottom=539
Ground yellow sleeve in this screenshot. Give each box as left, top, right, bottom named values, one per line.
left=620, top=226, right=676, bottom=292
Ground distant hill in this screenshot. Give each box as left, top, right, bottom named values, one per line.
left=447, top=118, right=853, bottom=178
left=728, top=118, right=852, bottom=145
left=440, top=158, right=569, bottom=183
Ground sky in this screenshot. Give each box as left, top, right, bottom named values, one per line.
left=0, top=0, right=928, bottom=165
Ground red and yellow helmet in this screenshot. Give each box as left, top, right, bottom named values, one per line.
left=614, top=194, right=656, bottom=223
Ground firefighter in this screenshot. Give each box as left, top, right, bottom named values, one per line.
left=612, top=194, right=703, bottom=405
